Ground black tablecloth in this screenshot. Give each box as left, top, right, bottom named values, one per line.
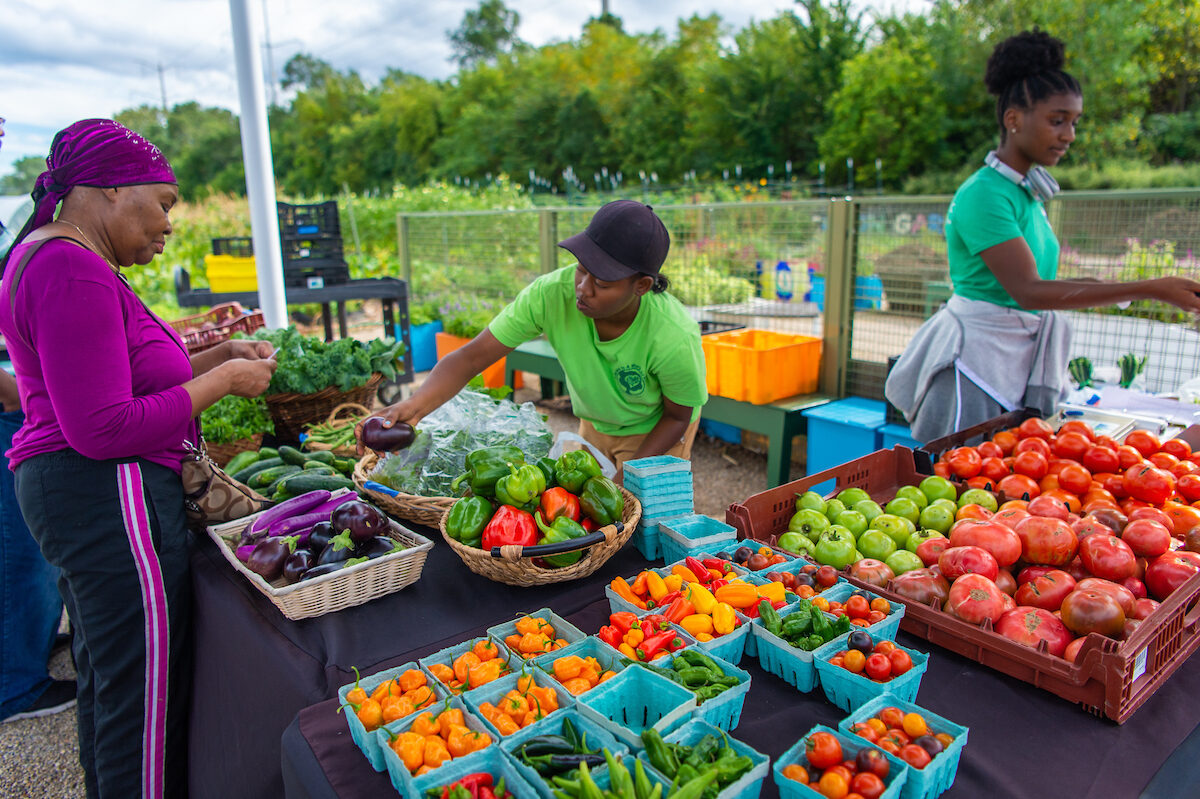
left=189, top=528, right=1200, bottom=799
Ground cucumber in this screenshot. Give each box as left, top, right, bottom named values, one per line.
left=332, top=457, right=357, bottom=476
left=277, top=445, right=309, bottom=467
left=248, top=464, right=302, bottom=489
left=259, top=447, right=279, bottom=460
left=273, top=473, right=357, bottom=501
left=306, top=450, right=337, bottom=465
left=302, top=461, right=337, bottom=473
left=232, top=457, right=284, bottom=484
left=223, top=450, right=260, bottom=476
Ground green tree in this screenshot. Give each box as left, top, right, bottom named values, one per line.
left=448, top=0, right=525, bottom=70
left=0, top=156, right=45, bottom=195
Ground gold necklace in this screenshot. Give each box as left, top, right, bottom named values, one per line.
left=59, top=219, right=120, bottom=275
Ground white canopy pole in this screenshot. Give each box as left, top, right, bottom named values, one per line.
left=228, top=0, right=288, bottom=329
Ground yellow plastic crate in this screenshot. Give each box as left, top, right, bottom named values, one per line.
left=204, top=254, right=258, bottom=292
left=701, top=329, right=822, bottom=404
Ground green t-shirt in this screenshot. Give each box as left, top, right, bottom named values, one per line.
left=945, top=166, right=1060, bottom=309
left=489, top=266, right=708, bottom=436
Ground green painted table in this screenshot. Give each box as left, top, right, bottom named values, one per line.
left=504, top=338, right=831, bottom=487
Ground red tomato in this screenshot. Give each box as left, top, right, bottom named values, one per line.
left=995, top=606, right=1073, bottom=657
left=1130, top=597, right=1160, bottom=620
left=898, top=744, right=933, bottom=770
left=992, top=430, right=1019, bottom=455
left=1039, top=473, right=1062, bottom=494
left=848, top=559, right=897, bottom=588
left=1093, top=472, right=1128, bottom=499
left=1064, top=637, right=1087, bottom=663
left=1144, top=551, right=1200, bottom=601
left=1082, top=445, right=1120, bottom=475
left=949, top=518, right=1022, bottom=567
left=1086, top=507, right=1129, bottom=535
left=1179, top=474, right=1200, bottom=503
left=1057, top=463, right=1093, bottom=496
left=1123, top=464, right=1176, bottom=506
left=915, top=537, right=951, bottom=568
left=1017, top=565, right=1056, bottom=584
left=850, top=772, right=886, bottom=799
left=1161, top=438, right=1193, bottom=460
left=1078, top=534, right=1138, bottom=581
left=1124, top=430, right=1162, bottom=458
left=1075, top=577, right=1136, bottom=615
left=996, top=473, right=1041, bottom=502
left=1161, top=502, right=1200, bottom=537
left=995, top=567, right=1017, bottom=596
left=966, top=476, right=997, bottom=492
left=849, top=722, right=879, bottom=743
left=1014, top=516, right=1078, bottom=566
left=888, top=648, right=913, bottom=676
left=1013, top=569, right=1076, bottom=610
left=979, top=457, right=1010, bottom=483
left=933, top=461, right=951, bottom=479
left=845, top=594, right=872, bottom=620
left=1043, top=489, right=1083, bottom=515
left=1060, top=589, right=1126, bottom=637
left=955, top=503, right=994, bottom=521
left=856, top=748, right=891, bottom=779
left=938, top=545, right=1000, bottom=581
left=1064, top=555, right=1092, bottom=582
left=1013, top=450, right=1050, bottom=480
left=1053, top=432, right=1092, bottom=461
left=992, top=507, right=1031, bottom=531
left=1026, top=494, right=1072, bottom=521
left=1018, top=417, right=1054, bottom=440
left=1058, top=420, right=1096, bottom=441
left=1171, top=461, right=1200, bottom=478
left=864, top=653, right=892, bottom=681
left=945, top=447, right=983, bottom=479
left=1116, top=445, right=1145, bottom=471
left=945, top=573, right=1007, bottom=626
left=1120, top=576, right=1147, bottom=600
left=890, top=569, right=951, bottom=607
left=1121, top=519, right=1172, bottom=558
left=1072, top=515, right=1117, bottom=542
left=1150, top=452, right=1181, bottom=471
left=1015, top=437, right=1053, bottom=460
left=805, top=731, right=844, bottom=770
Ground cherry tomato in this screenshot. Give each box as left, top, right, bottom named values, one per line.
left=901, top=712, right=928, bottom=738
left=864, top=653, right=892, bottom=682
left=850, top=772, right=886, bottom=799
left=1018, top=417, right=1054, bottom=440
left=1124, top=430, right=1162, bottom=458
left=816, top=770, right=850, bottom=799
left=888, top=649, right=913, bottom=675
left=806, top=731, right=844, bottom=770
left=855, top=747, right=891, bottom=779
left=877, top=706, right=904, bottom=729
left=898, top=744, right=933, bottom=770
left=845, top=594, right=872, bottom=620
left=849, top=722, right=879, bottom=742
left=1053, top=432, right=1092, bottom=461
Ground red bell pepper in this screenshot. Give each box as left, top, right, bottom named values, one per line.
left=538, top=487, right=580, bottom=523
left=597, top=625, right=621, bottom=648
left=686, top=556, right=712, bottom=583
left=581, top=517, right=599, bottom=532
left=481, top=505, right=537, bottom=550
left=636, top=629, right=681, bottom=661
left=609, top=611, right=640, bottom=635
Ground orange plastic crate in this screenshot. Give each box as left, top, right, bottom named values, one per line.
left=701, top=329, right=822, bottom=404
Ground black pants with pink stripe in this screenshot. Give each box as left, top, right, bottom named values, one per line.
left=15, top=450, right=191, bottom=799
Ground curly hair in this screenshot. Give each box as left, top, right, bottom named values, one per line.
left=985, top=30, right=1081, bottom=139
left=648, top=274, right=670, bottom=293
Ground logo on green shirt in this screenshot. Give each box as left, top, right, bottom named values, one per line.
left=615, top=365, right=646, bottom=396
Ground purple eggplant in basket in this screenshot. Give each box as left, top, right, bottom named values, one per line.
left=331, top=501, right=389, bottom=545
left=246, top=535, right=299, bottom=582
left=282, top=548, right=316, bottom=584
left=360, top=417, right=416, bottom=452
left=317, top=530, right=357, bottom=566
left=358, top=536, right=402, bottom=560
left=306, top=521, right=335, bottom=553
left=299, top=562, right=346, bottom=581
left=243, top=490, right=332, bottom=541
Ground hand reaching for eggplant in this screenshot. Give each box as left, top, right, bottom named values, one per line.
left=354, top=413, right=416, bottom=455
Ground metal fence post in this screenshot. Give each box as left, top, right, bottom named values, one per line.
left=396, top=213, right=412, bottom=289
left=821, top=197, right=857, bottom=397
left=539, top=209, right=558, bottom=274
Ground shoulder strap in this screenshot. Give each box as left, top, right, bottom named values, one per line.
left=8, top=236, right=76, bottom=315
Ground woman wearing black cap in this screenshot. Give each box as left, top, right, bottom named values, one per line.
left=886, top=30, right=1200, bottom=442
left=364, top=200, right=707, bottom=472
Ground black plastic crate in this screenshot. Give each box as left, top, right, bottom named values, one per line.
left=281, top=235, right=345, bottom=263
left=277, top=201, right=340, bottom=237
left=212, top=237, right=253, bottom=257
left=698, top=320, right=745, bottom=336
left=283, top=260, right=350, bottom=289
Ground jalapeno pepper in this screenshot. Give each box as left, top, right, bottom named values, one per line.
left=445, top=495, right=493, bottom=548
left=555, top=450, right=602, bottom=493
left=580, top=476, right=623, bottom=527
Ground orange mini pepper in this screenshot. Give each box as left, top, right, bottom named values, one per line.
left=453, top=651, right=481, bottom=684
left=609, top=577, right=647, bottom=609
left=631, top=570, right=650, bottom=597
left=422, top=735, right=450, bottom=769
left=398, top=669, right=426, bottom=692
left=426, top=663, right=455, bottom=685
left=410, top=711, right=440, bottom=737
left=394, top=731, right=425, bottom=773
left=473, top=639, right=500, bottom=661
left=468, top=658, right=503, bottom=688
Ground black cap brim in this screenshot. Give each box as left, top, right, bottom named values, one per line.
left=558, top=231, right=640, bottom=282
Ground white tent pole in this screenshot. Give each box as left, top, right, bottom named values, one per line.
left=228, top=0, right=287, bottom=329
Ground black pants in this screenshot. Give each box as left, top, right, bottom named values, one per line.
left=16, top=450, right=191, bottom=798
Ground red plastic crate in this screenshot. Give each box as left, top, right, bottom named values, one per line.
left=168, top=302, right=265, bottom=354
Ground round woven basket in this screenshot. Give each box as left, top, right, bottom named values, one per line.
left=264, top=374, right=383, bottom=445
left=204, top=434, right=264, bottom=468
left=353, top=452, right=458, bottom=527
left=437, top=488, right=642, bottom=587
left=302, top=402, right=371, bottom=457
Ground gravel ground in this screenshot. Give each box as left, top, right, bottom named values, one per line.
left=0, top=377, right=783, bottom=798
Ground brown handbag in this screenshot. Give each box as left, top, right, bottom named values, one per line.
left=180, top=439, right=272, bottom=527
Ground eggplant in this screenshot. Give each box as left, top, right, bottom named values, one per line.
left=244, top=490, right=333, bottom=541
left=235, top=544, right=256, bottom=563
left=282, top=548, right=316, bottom=584
left=307, top=521, right=335, bottom=553
left=360, top=417, right=416, bottom=452
left=358, top=535, right=402, bottom=560
left=299, top=562, right=346, bottom=581
left=268, top=510, right=333, bottom=539
left=331, top=501, right=389, bottom=545
left=246, top=535, right=298, bottom=582
left=317, top=530, right=357, bottom=566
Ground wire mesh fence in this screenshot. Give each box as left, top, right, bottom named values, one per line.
left=398, top=189, right=1200, bottom=399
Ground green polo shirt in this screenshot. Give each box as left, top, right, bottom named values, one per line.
left=945, top=166, right=1060, bottom=309
left=489, top=266, right=707, bottom=436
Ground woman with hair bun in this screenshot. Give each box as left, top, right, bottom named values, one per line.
left=886, top=30, right=1200, bottom=442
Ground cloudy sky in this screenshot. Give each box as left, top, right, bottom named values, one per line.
left=1, top=0, right=921, bottom=178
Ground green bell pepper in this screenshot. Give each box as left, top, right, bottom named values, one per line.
left=534, top=510, right=586, bottom=568
left=534, top=457, right=558, bottom=489
left=494, top=462, right=547, bottom=507
left=444, top=495, right=493, bottom=548
left=554, top=450, right=602, bottom=493
left=579, top=475, right=623, bottom=527
left=449, top=445, right=525, bottom=499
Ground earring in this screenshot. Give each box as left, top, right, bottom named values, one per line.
left=1010, top=128, right=1017, bottom=133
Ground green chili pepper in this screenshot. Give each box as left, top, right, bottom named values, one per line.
left=641, top=728, right=678, bottom=777
left=495, top=462, right=547, bottom=507
left=555, top=450, right=603, bottom=493
left=758, top=599, right=783, bottom=637
left=533, top=511, right=587, bottom=568
left=444, top=495, right=493, bottom=548
left=579, top=476, right=623, bottom=527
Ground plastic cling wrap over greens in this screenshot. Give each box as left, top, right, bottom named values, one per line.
left=370, top=388, right=552, bottom=497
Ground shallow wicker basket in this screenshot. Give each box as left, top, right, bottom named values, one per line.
left=205, top=501, right=433, bottom=620
left=204, top=434, right=264, bottom=468
left=265, top=373, right=383, bottom=445
left=353, top=452, right=458, bottom=527
left=302, top=402, right=370, bottom=457
left=437, top=487, right=642, bottom=587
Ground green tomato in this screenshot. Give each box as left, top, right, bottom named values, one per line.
left=853, top=499, right=885, bottom=524
left=919, top=475, right=958, bottom=505
left=894, top=485, right=929, bottom=511
left=824, top=499, right=847, bottom=520
left=857, top=529, right=898, bottom=561
left=795, top=490, right=827, bottom=515
left=871, top=513, right=913, bottom=548
left=815, top=526, right=857, bottom=569
left=788, top=509, right=831, bottom=543
left=885, top=549, right=925, bottom=576
left=778, top=531, right=815, bottom=556
left=884, top=496, right=921, bottom=526
left=837, top=487, right=871, bottom=508
left=957, top=488, right=999, bottom=512
left=917, top=503, right=956, bottom=535
left=834, top=509, right=869, bottom=539
left=931, top=498, right=959, bottom=513
left=905, top=528, right=946, bottom=554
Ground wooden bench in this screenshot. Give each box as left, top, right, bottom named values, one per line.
left=504, top=339, right=831, bottom=488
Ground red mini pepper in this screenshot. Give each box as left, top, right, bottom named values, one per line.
left=609, top=611, right=640, bottom=635
left=481, top=505, right=537, bottom=550
left=597, top=625, right=621, bottom=648
left=442, top=773, right=492, bottom=799
left=686, top=556, right=712, bottom=583
left=641, top=614, right=667, bottom=633
left=539, top=487, right=581, bottom=524
left=702, top=558, right=729, bottom=571
left=636, top=629, right=682, bottom=661
left=662, top=596, right=695, bottom=625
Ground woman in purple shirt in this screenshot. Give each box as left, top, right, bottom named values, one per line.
left=0, top=119, right=275, bottom=798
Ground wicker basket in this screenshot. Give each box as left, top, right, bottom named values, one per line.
left=302, top=402, right=370, bottom=457
left=204, top=434, right=264, bottom=468
left=168, top=302, right=265, bottom=354
left=205, top=504, right=434, bottom=620
left=437, top=488, right=642, bottom=587
left=264, top=373, right=383, bottom=445
left=353, top=452, right=458, bottom=527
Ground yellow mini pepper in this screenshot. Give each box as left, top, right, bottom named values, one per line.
left=712, top=602, right=738, bottom=636
left=679, top=613, right=715, bottom=637
left=715, top=582, right=759, bottom=609
left=645, top=571, right=669, bottom=602
left=754, top=580, right=786, bottom=604
left=687, top=582, right=717, bottom=614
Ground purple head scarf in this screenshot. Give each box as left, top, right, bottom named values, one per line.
left=27, top=118, right=176, bottom=234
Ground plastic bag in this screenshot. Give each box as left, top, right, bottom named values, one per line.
left=547, top=431, right=618, bottom=479
left=370, top=388, right=553, bottom=496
